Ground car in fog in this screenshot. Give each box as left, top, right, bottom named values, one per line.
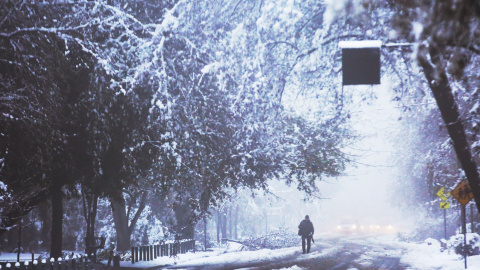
left=337, top=219, right=360, bottom=234
left=364, top=219, right=396, bottom=234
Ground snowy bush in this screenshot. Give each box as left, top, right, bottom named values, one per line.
left=129, top=206, right=168, bottom=246
left=96, top=249, right=113, bottom=261
left=449, top=233, right=480, bottom=256
left=119, top=250, right=131, bottom=262
left=240, top=227, right=300, bottom=250
left=400, top=217, right=448, bottom=241
left=424, top=238, right=440, bottom=246
left=0, top=181, right=11, bottom=231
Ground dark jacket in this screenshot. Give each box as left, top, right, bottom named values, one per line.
left=298, top=219, right=314, bottom=237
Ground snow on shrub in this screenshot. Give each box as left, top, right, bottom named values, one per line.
left=0, top=181, right=11, bottom=229
left=424, top=238, right=440, bottom=246
left=240, top=227, right=300, bottom=250
left=449, top=233, right=480, bottom=256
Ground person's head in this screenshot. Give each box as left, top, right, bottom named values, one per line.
left=305, top=215, right=309, bottom=220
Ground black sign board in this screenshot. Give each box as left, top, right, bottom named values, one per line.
left=341, top=41, right=381, bottom=85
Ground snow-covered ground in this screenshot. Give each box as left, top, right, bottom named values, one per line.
left=119, top=234, right=480, bottom=269
left=348, top=234, right=480, bottom=270
left=2, top=234, right=480, bottom=269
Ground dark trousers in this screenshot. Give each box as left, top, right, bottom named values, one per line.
left=301, top=235, right=311, bottom=253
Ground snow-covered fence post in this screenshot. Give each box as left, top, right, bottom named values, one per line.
left=33, top=259, right=38, bottom=270
left=131, top=247, right=134, bottom=264
left=5, top=263, right=11, bottom=269
left=49, top=258, right=54, bottom=270
left=134, top=247, right=138, bottom=262
left=70, top=256, right=76, bottom=270
left=149, top=245, right=153, bottom=260
left=86, top=255, right=92, bottom=270
left=83, top=255, right=89, bottom=270
left=113, top=255, right=120, bottom=270
left=78, top=256, right=83, bottom=270
left=24, top=261, right=29, bottom=270
left=14, top=262, right=19, bottom=270
left=160, top=241, right=166, bottom=257
left=63, top=256, right=69, bottom=270
left=40, top=259, right=46, bottom=270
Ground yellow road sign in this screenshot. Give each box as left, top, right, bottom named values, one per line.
left=436, top=187, right=450, bottom=201
left=440, top=201, right=450, bottom=209
left=452, top=181, right=473, bottom=206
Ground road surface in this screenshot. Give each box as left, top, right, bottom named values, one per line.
left=161, top=234, right=408, bottom=270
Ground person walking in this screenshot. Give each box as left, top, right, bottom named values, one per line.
left=298, top=215, right=314, bottom=254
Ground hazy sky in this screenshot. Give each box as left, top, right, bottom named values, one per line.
left=271, top=79, right=413, bottom=233
left=318, top=81, right=403, bottom=228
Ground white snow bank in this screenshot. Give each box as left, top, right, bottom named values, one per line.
left=8, top=235, right=480, bottom=269
left=350, top=234, right=480, bottom=270
left=172, top=246, right=340, bottom=269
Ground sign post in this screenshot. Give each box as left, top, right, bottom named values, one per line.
left=452, top=181, right=474, bottom=269
left=437, top=187, right=450, bottom=240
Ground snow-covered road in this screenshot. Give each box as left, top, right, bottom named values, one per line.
left=102, top=233, right=480, bottom=270
left=158, top=234, right=463, bottom=270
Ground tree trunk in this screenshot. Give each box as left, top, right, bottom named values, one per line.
left=173, top=201, right=195, bottom=239
left=234, top=205, right=238, bottom=239
left=110, top=189, right=130, bottom=252
left=204, top=216, right=207, bottom=250
left=50, top=181, right=63, bottom=258
left=418, top=44, right=480, bottom=213
left=39, top=202, right=51, bottom=251
left=216, top=211, right=221, bottom=243
left=82, top=189, right=98, bottom=256
left=126, top=191, right=148, bottom=237
left=109, top=189, right=148, bottom=251
left=228, top=207, right=232, bottom=239
left=221, top=208, right=227, bottom=240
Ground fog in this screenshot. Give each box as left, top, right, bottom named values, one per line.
left=260, top=80, right=416, bottom=235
